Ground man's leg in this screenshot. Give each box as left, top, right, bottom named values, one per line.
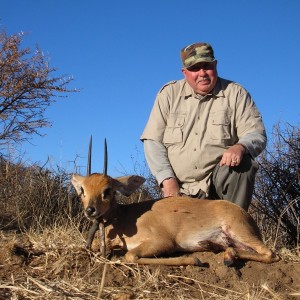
left=209, top=155, right=259, bottom=210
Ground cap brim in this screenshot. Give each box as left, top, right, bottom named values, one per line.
left=183, top=58, right=215, bottom=68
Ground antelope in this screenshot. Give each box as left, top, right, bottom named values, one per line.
left=71, top=139, right=280, bottom=266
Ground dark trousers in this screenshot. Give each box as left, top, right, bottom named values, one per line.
left=191, top=155, right=258, bottom=211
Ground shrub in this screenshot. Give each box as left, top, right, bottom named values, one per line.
left=253, top=122, right=300, bottom=248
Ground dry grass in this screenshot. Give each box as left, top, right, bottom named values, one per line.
left=0, top=156, right=300, bottom=299
left=0, top=226, right=299, bottom=300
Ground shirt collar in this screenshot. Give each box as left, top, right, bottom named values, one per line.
left=182, top=77, right=225, bottom=99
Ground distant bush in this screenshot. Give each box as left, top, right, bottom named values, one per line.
left=1, top=121, right=299, bottom=251
left=0, top=157, right=84, bottom=231
left=253, top=122, right=300, bottom=248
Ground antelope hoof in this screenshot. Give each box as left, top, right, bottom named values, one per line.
left=194, top=257, right=208, bottom=267
left=224, top=258, right=234, bottom=266
left=224, top=247, right=236, bottom=266
left=86, top=240, right=92, bottom=249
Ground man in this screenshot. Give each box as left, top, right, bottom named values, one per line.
left=140, top=42, right=267, bottom=210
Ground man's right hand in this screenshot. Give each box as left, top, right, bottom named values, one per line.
left=162, top=177, right=180, bottom=197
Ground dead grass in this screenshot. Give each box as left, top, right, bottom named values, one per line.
left=0, top=155, right=299, bottom=299
left=0, top=226, right=299, bottom=300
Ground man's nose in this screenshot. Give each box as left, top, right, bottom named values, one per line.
left=198, top=68, right=206, bottom=75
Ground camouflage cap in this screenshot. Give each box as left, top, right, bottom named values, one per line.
left=180, top=42, right=215, bottom=68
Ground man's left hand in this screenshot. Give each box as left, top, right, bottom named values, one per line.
left=220, top=144, right=247, bottom=167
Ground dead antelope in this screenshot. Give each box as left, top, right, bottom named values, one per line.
left=71, top=140, right=280, bottom=266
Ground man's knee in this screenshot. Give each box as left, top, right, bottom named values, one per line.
left=210, top=155, right=258, bottom=209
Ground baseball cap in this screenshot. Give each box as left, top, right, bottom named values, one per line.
left=181, top=42, right=215, bottom=68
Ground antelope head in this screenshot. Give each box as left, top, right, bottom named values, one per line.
left=71, top=137, right=145, bottom=220
left=71, top=173, right=145, bottom=220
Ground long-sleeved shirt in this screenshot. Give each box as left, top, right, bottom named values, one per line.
left=140, top=77, right=267, bottom=196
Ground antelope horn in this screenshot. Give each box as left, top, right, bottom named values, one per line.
left=103, top=138, right=108, bottom=175
left=101, top=139, right=108, bottom=258
left=87, top=135, right=92, bottom=176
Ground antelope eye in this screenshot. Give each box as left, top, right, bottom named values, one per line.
left=102, top=187, right=112, bottom=199
left=80, top=187, right=85, bottom=197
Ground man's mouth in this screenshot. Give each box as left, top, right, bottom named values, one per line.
left=198, top=77, right=211, bottom=84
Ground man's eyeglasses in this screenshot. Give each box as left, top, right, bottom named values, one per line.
left=187, top=62, right=215, bottom=72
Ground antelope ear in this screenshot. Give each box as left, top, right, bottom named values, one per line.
left=71, top=174, right=85, bottom=195
left=113, top=175, right=146, bottom=196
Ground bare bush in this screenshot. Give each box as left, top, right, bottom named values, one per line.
left=0, top=157, right=85, bottom=231
left=0, top=29, right=76, bottom=151
left=253, top=122, right=300, bottom=248
left=1, top=122, right=299, bottom=251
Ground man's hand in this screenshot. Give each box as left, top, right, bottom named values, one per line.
left=162, top=177, right=180, bottom=197
left=220, top=144, right=248, bottom=167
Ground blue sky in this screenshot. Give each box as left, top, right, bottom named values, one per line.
left=1, top=0, right=300, bottom=177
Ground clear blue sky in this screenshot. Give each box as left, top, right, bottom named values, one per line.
left=1, top=0, right=300, bottom=177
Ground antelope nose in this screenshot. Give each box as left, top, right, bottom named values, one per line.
left=86, top=206, right=95, bottom=216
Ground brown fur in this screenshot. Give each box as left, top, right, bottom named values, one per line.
left=71, top=173, right=280, bottom=266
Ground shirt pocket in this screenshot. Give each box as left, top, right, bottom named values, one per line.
left=163, top=113, right=185, bottom=144
left=209, top=110, right=231, bottom=142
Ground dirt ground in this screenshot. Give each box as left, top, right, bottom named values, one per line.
left=0, top=231, right=299, bottom=300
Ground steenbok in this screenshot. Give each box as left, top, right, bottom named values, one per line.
left=71, top=139, right=279, bottom=266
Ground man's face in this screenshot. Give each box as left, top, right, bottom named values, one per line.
left=182, top=61, right=218, bottom=95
